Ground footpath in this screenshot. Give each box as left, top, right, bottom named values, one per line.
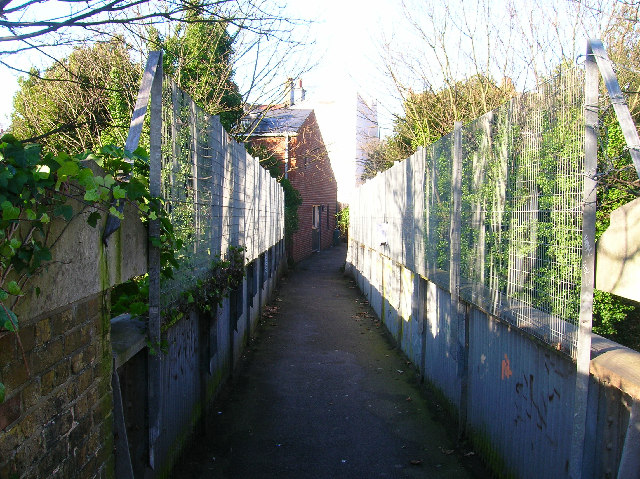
left=171, top=244, right=491, bottom=479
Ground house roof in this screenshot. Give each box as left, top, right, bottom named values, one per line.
left=244, top=108, right=313, bottom=135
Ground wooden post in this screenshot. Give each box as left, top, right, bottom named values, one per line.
left=568, top=40, right=598, bottom=479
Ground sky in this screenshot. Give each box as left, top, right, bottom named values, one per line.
left=0, top=0, right=401, bottom=132
left=278, top=0, right=401, bottom=135
left=0, top=0, right=405, bottom=202
left=0, top=0, right=604, bottom=130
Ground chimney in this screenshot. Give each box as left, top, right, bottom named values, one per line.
left=295, top=79, right=306, bottom=104
left=288, top=78, right=306, bottom=106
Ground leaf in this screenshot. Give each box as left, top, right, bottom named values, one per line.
left=0, top=382, right=4, bottom=403
left=108, top=206, right=124, bottom=219
left=6, top=281, right=21, bottom=296
left=57, top=160, right=80, bottom=178
left=1, top=201, right=20, bottom=220
left=84, top=189, right=101, bottom=202
left=76, top=168, right=95, bottom=188
left=125, top=178, right=147, bottom=201
left=87, top=211, right=101, bottom=228
left=26, top=208, right=36, bottom=220
left=54, top=204, right=74, bottom=221
left=0, top=305, right=18, bottom=331
left=112, top=185, right=126, bottom=199
left=0, top=290, right=7, bottom=301
left=40, top=212, right=50, bottom=224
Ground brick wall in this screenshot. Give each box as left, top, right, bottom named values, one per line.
left=0, top=293, right=114, bottom=479
left=0, top=200, right=146, bottom=479
left=249, top=112, right=338, bottom=263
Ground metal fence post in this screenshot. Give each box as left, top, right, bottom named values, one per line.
left=569, top=40, right=598, bottom=479
left=147, top=52, right=163, bottom=470
left=450, top=121, right=468, bottom=439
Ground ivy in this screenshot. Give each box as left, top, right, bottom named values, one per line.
left=110, top=245, right=246, bottom=331
left=0, top=135, right=181, bottom=402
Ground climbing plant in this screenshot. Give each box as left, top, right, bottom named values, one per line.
left=592, top=109, right=639, bottom=342
left=0, top=135, right=182, bottom=402
left=336, top=206, right=349, bottom=237
left=110, top=245, right=246, bottom=329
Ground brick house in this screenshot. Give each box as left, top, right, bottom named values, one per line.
left=244, top=100, right=338, bottom=263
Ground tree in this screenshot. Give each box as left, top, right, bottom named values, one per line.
left=369, top=0, right=640, bottom=347
left=364, top=75, right=515, bottom=177
left=10, top=37, right=139, bottom=154
left=150, top=8, right=244, bottom=132
left=0, top=0, right=292, bottom=58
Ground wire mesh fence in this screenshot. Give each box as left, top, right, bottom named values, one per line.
left=459, top=66, right=585, bottom=355
left=159, top=78, right=284, bottom=311
left=351, top=64, right=585, bottom=356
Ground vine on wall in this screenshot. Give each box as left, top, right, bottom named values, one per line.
left=0, top=135, right=182, bottom=403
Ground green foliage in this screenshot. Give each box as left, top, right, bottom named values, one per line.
left=111, top=274, right=150, bottom=318
left=593, top=289, right=635, bottom=336
left=336, top=206, right=349, bottom=235
left=592, top=110, right=639, bottom=344
left=364, top=75, right=515, bottom=178
left=0, top=135, right=180, bottom=402
left=11, top=38, right=140, bottom=154
left=111, top=246, right=245, bottom=331
left=150, top=5, right=243, bottom=132
left=280, top=177, right=302, bottom=244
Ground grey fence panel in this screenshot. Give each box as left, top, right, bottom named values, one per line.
left=347, top=43, right=640, bottom=479
left=422, top=280, right=461, bottom=409
left=467, top=307, right=576, bottom=479
left=159, top=78, right=284, bottom=311
left=157, top=311, right=202, bottom=473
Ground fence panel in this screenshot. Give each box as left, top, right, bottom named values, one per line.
left=160, top=78, right=284, bottom=311
left=347, top=63, right=594, bottom=479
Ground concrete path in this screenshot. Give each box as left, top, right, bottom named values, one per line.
left=171, top=245, right=490, bottom=479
